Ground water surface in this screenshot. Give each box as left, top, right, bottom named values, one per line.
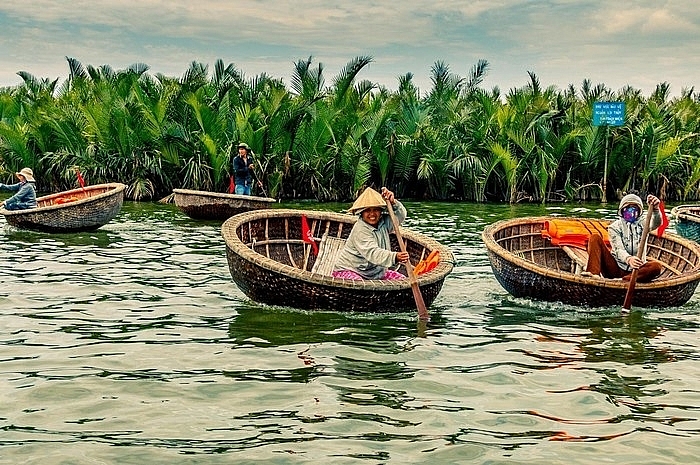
left=1, top=200, right=698, bottom=464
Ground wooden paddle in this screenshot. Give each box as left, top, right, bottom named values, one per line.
left=254, top=161, right=269, bottom=198
left=384, top=196, right=429, bottom=321
left=622, top=203, right=654, bottom=311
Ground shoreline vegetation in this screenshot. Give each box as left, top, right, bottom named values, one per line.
left=0, top=56, right=699, bottom=203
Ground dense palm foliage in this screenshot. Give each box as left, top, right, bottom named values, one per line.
left=1, top=56, right=699, bottom=203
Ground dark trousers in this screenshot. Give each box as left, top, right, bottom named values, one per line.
left=586, top=233, right=662, bottom=282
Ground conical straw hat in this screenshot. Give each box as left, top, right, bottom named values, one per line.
left=348, top=187, right=386, bottom=214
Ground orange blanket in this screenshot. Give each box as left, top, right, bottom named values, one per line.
left=55, top=195, right=80, bottom=204
left=541, top=219, right=610, bottom=250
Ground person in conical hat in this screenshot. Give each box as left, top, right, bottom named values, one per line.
left=0, top=167, right=38, bottom=211
left=584, top=191, right=663, bottom=282
left=332, top=187, right=410, bottom=280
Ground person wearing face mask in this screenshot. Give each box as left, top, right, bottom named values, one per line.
left=332, top=187, right=410, bottom=280
left=583, top=193, right=663, bottom=282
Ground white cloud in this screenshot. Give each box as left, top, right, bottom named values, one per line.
left=1, top=0, right=699, bottom=95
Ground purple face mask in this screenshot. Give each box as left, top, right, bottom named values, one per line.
left=622, top=205, right=640, bottom=222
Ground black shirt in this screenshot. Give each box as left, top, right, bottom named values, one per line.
left=233, top=154, right=255, bottom=185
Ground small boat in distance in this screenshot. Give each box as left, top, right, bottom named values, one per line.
left=173, top=188, right=276, bottom=220
left=0, top=183, right=126, bottom=232
left=671, top=204, right=700, bottom=242
left=221, top=209, right=454, bottom=312
left=482, top=216, right=700, bottom=308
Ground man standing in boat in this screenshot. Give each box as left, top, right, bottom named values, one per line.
left=0, top=167, right=37, bottom=210
left=232, top=142, right=262, bottom=196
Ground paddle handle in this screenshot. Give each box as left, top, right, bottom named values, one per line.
left=254, top=160, right=269, bottom=198
left=622, top=205, right=654, bottom=311
left=384, top=196, right=429, bottom=321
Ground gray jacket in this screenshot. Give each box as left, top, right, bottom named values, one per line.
left=608, top=209, right=661, bottom=271
left=333, top=201, right=407, bottom=279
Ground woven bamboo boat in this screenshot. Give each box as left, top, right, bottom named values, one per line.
left=221, top=209, right=454, bottom=312
left=173, top=188, right=276, bottom=220
left=482, top=216, right=700, bottom=308
left=671, top=204, right=700, bottom=242
left=1, top=183, right=126, bottom=232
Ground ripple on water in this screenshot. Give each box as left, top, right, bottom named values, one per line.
left=0, top=201, right=699, bottom=463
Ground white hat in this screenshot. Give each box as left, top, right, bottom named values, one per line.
left=348, top=187, right=386, bottom=215
left=16, top=167, right=35, bottom=182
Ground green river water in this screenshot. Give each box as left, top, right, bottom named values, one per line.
left=0, top=199, right=698, bottom=464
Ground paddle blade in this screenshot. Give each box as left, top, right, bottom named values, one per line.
left=411, top=281, right=428, bottom=318
left=622, top=271, right=639, bottom=311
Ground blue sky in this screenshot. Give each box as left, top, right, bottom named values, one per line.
left=1, top=1, right=698, bottom=96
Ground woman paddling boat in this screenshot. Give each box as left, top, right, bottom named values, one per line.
left=332, top=187, right=409, bottom=280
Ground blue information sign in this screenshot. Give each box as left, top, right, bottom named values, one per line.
left=593, top=102, right=625, bottom=127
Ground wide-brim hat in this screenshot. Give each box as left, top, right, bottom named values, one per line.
left=237, top=142, right=250, bottom=150
left=16, top=167, right=35, bottom=182
left=348, top=187, right=386, bottom=214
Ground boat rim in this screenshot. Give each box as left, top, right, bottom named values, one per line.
left=173, top=188, right=276, bottom=203
left=671, top=204, right=700, bottom=220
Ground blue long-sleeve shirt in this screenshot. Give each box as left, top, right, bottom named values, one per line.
left=0, top=181, right=37, bottom=210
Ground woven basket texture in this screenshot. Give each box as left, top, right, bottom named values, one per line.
left=173, top=189, right=275, bottom=220
left=221, top=209, right=454, bottom=312
left=482, top=216, right=700, bottom=308
left=310, top=235, right=347, bottom=276
left=1, top=183, right=125, bottom=232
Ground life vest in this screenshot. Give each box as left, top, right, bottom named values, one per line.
left=541, top=219, right=610, bottom=249
left=414, top=250, right=440, bottom=275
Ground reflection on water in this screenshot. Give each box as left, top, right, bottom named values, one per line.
left=0, top=200, right=698, bottom=464
left=228, top=305, right=444, bottom=349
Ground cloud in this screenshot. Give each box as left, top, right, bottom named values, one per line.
left=1, top=1, right=699, bottom=95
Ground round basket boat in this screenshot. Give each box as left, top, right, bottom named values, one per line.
left=482, top=216, right=700, bottom=308
left=671, top=204, right=700, bottom=243
left=173, top=188, right=276, bottom=220
left=221, top=209, right=454, bottom=312
left=1, top=183, right=126, bottom=232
